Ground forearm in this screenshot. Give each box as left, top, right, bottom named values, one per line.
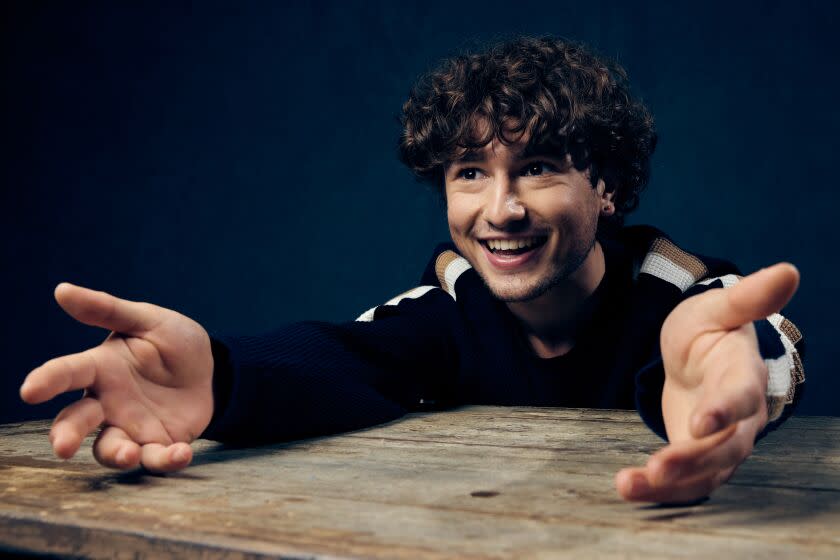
left=201, top=324, right=411, bottom=444
left=201, top=290, right=461, bottom=444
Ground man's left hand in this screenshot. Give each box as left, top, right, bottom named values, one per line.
left=615, top=263, right=799, bottom=503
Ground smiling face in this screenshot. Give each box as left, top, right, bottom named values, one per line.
left=444, top=136, right=615, bottom=302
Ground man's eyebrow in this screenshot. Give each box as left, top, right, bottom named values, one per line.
left=451, top=145, right=565, bottom=163
left=448, top=145, right=565, bottom=166
left=451, top=151, right=486, bottom=164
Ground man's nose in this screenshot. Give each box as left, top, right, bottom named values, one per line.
left=484, top=179, right=527, bottom=229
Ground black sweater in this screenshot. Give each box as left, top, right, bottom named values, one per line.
left=202, top=225, right=805, bottom=445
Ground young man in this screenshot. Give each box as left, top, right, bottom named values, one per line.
left=20, top=37, right=804, bottom=503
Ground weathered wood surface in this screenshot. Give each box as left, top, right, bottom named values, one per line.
left=0, top=407, right=838, bottom=559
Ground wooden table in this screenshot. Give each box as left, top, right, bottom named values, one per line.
left=1, top=407, right=838, bottom=559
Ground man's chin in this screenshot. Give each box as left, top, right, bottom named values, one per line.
left=483, top=277, right=554, bottom=303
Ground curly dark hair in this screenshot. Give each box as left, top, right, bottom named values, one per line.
left=398, top=36, right=657, bottom=230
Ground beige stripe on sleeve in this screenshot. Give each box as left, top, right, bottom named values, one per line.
left=778, top=318, right=803, bottom=345
left=650, top=238, right=709, bottom=280
left=435, top=250, right=472, bottom=299
left=435, top=251, right=460, bottom=288
left=640, top=237, right=709, bottom=292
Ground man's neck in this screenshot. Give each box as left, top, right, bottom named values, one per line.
left=506, top=241, right=606, bottom=359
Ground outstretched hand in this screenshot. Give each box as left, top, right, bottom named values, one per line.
left=616, top=263, right=799, bottom=503
left=20, top=283, right=215, bottom=472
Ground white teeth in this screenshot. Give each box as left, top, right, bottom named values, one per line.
left=485, top=237, right=540, bottom=251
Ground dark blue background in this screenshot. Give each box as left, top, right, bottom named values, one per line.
left=3, top=1, right=838, bottom=423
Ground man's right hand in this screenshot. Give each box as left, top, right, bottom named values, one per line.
left=20, top=283, right=215, bottom=472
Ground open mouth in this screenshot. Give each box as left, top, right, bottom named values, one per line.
left=481, top=236, right=548, bottom=256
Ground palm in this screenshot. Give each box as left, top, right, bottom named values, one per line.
left=92, top=323, right=212, bottom=444
left=661, top=315, right=766, bottom=443
left=21, top=284, right=214, bottom=471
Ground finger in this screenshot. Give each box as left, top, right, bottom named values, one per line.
left=21, top=347, right=101, bottom=404
left=49, top=397, right=105, bottom=459
left=54, top=282, right=159, bottom=336
left=693, top=263, right=800, bottom=332
left=93, top=426, right=142, bottom=469
left=615, top=425, right=735, bottom=501
left=643, top=424, right=736, bottom=486
left=103, top=399, right=180, bottom=448
left=140, top=442, right=193, bottom=473
left=651, top=422, right=754, bottom=486
left=616, top=466, right=729, bottom=503
left=691, top=351, right=767, bottom=438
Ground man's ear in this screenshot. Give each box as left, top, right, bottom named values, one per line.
left=597, top=179, right=616, bottom=216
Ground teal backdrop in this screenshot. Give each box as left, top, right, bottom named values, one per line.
left=2, top=1, right=837, bottom=422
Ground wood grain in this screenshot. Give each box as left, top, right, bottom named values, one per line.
left=1, top=407, right=838, bottom=559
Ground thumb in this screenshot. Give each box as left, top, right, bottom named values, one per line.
left=54, top=283, right=159, bottom=336
left=697, top=263, right=799, bottom=331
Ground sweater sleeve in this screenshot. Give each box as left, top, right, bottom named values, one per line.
left=635, top=275, right=806, bottom=441
left=200, top=286, right=462, bottom=445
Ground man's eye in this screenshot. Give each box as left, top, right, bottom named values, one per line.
left=458, top=168, right=481, bottom=180
left=521, top=161, right=555, bottom=176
